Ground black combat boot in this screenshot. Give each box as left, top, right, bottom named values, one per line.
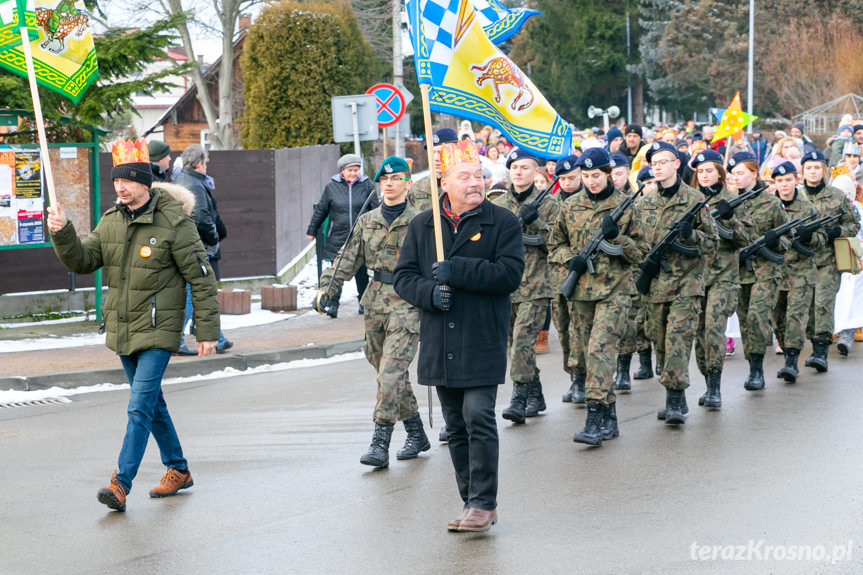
left=657, top=391, right=689, bottom=420
left=804, top=339, right=830, bottom=372
left=633, top=348, right=654, bottom=380
left=777, top=348, right=800, bottom=383
left=573, top=402, right=606, bottom=446
left=397, top=412, right=431, bottom=460
left=600, top=402, right=619, bottom=440
left=664, top=389, right=686, bottom=425
left=524, top=375, right=547, bottom=417
left=744, top=353, right=765, bottom=390
left=562, top=372, right=577, bottom=402
left=502, top=382, right=529, bottom=424
left=614, top=354, right=633, bottom=391
left=438, top=426, right=448, bottom=442
left=837, top=330, right=854, bottom=356
left=698, top=373, right=709, bottom=406
left=702, top=370, right=722, bottom=408
left=571, top=372, right=586, bottom=405
left=325, top=299, right=339, bottom=319
left=360, top=423, right=394, bottom=468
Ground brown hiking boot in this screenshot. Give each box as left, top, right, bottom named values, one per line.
left=149, top=468, right=193, bottom=498
left=97, top=471, right=127, bottom=512
left=535, top=330, right=550, bottom=354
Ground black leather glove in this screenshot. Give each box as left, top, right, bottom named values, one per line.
left=601, top=215, right=620, bottom=240
left=639, top=257, right=661, bottom=277
left=313, top=291, right=329, bottom=314
left=432, top=260, right=452, bottom=285
left=713, top=199, right=734, bottom=221
left=518, top=203, right=539, bottom=227
left=764, top=229, right=780, bottom=249
left=796, top=224, right=815, bottom=245
left=676, top=219, right=694, bottom=240
left=827, top=225, right=842, bottom=242
left=568, top=255, right=589, bottom=275
left=432, top=284, right=453, bottom=311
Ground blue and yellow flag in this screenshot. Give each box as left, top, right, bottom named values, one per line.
left=407, top=0, right=571, bottom=159
left=473, top=0, right=540, bottom=44
left=0, top=0, right=98, bottom=104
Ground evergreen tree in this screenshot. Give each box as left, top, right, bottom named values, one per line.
left=241, top=1, right=382, bottom=149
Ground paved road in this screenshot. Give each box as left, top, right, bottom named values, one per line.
left=1, top=336, right=861, bottom=575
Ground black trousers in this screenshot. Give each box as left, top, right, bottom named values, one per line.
left=436, top=385, right=499, bottom=511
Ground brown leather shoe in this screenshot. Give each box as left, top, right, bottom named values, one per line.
left=97, top=471, right=127, bottom=512
left=447, top=508, right=470, bottom=532
left=535, top=330, right=550, bottom=354
left=458, top=508, right=497, bottom=532
left=149, top=468, right=193, bottom=498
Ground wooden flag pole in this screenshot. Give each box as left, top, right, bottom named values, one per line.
left=19, top=26, right=57, bottom=209
left=420, top=84, right=445, bottom=262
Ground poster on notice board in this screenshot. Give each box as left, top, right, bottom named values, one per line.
left=0, top=149, right=44, bottom=246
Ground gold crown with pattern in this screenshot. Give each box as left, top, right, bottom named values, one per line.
left=111, top=139, right=150, bottom=167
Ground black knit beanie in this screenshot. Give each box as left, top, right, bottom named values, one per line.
left=111, top=162, right=153, bottom=187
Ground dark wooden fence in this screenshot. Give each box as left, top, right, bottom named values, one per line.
left=0, top=145, right=340, bottom=294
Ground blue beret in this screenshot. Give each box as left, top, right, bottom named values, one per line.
left=554, top=155, right=579, bottom=176
left=636, top=165, right=655, bottom=183
left=606, top=126, right=623, bottom=142
left=609, top=153, right=630, bottom=169
left=727, top=151, right=756, bottom=170
left=425, top=128, right=458, bottom=149
left=690, top=149, right=724, bottom=168
left=801, top=150, right=826, bottom=165
left=505, top=147, right=540, bottom=168
left=644, top=141, right=679, bottom=163
left=575, top=147, right=610, bottom=170
left=771, top=161, right=798, bottom=178
left=374, top=156, right=411, bottom=182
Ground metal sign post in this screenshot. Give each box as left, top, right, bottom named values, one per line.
left=332, top=95, right=379, bottom=156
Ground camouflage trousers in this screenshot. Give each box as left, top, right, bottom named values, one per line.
left=551, top=293, right=577, bottom=375
left=619, top=294, right=650, bottom=356
left=507, top=299, right=549, bottom=383
left=363, top=306, right=420, bottom=425
left=774, top=285, right=815, bottom=350
left=645, top=296, right=701, bottom=391
left=695, top=282, right=738, bottom=375
left=737, top=279, right=780, bottom=360
left=806, top=265, right=842, bottom=341
left=571, top=295, right=630, bottom=405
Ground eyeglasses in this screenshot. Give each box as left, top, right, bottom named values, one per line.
left=378, top=175, right=411, bottom=183
left=650, top=158, right=677, bottom=168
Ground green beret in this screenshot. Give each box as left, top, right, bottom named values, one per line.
left=374, top=156, right=411, bottom=182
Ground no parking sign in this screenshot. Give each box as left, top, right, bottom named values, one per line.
left=366, top=83, right=406, bottom=128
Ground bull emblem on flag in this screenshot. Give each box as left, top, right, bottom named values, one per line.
left=35, top=0, right=89, bottom=54
left=471, top=56, right=535, bottom=112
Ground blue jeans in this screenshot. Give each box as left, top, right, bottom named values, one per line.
left=181, top=284, right=225, bottom=347
left=117, top=349, right=188, bottom=493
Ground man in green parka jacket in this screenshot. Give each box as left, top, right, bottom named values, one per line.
left=47, top=139, right=220, bottom=512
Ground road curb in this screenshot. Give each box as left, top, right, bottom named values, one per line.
left=0, top=339, right=364, bottom=392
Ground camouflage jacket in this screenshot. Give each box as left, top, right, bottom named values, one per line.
left=778, top=192, right=825, bottom=290
left=738, top=188, right=789, bottom=284
left=639, top=180, right=718, bottom=303
left=800, top=183, right=861, bottom=269
left=705, top=186, right=752, bottom=288
left=493, top=185, right=561, bottom=302
left=408, top=176, right=434, bottom=212
left=549, top=186, right=648, bottom=300
left=320, top=203, right=420, bottom=321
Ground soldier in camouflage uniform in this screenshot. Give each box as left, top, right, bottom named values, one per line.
left=494, top=148, right=561, bottom=424
left=409, top=128, right=459, bottom=212
left=550, top=148, right=648, bottom=446
left=315, top=156, right=428, bottom=469
left=799, top=150, right=861, bottom=371
left=769, top=161, right=826, bottom=383
left=550, top=156, right=587, bottom=404
left=637, top=141, right=718, bottom=425
left=727, top=151, right=790, bottom=391
left=689, top=151, right=751, bottom=408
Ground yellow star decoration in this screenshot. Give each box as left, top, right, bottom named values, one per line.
left=711, top=92, right=757, bottom=144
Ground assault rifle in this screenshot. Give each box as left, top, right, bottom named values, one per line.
left=713, top=186, right=763, bottom=240
left=635, top=196, right=711, bottom=295
left=560, top=189, right=642, bottom=298
left=738, top=212, right=816, bottom=271
left=521, top=188, right=552, bottom=246
left=788, top=207, right=847, bottom=258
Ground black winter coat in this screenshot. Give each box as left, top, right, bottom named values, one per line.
left=394, top=200, right=524, bottom=388
left=173, top=169, right=221, bottom=259
left=306, top=174, right=379, bottom=260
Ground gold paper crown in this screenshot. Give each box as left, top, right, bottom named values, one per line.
left=111, top=139, right=150, bottom=167
left=440, top=140, right=480, bottom=175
